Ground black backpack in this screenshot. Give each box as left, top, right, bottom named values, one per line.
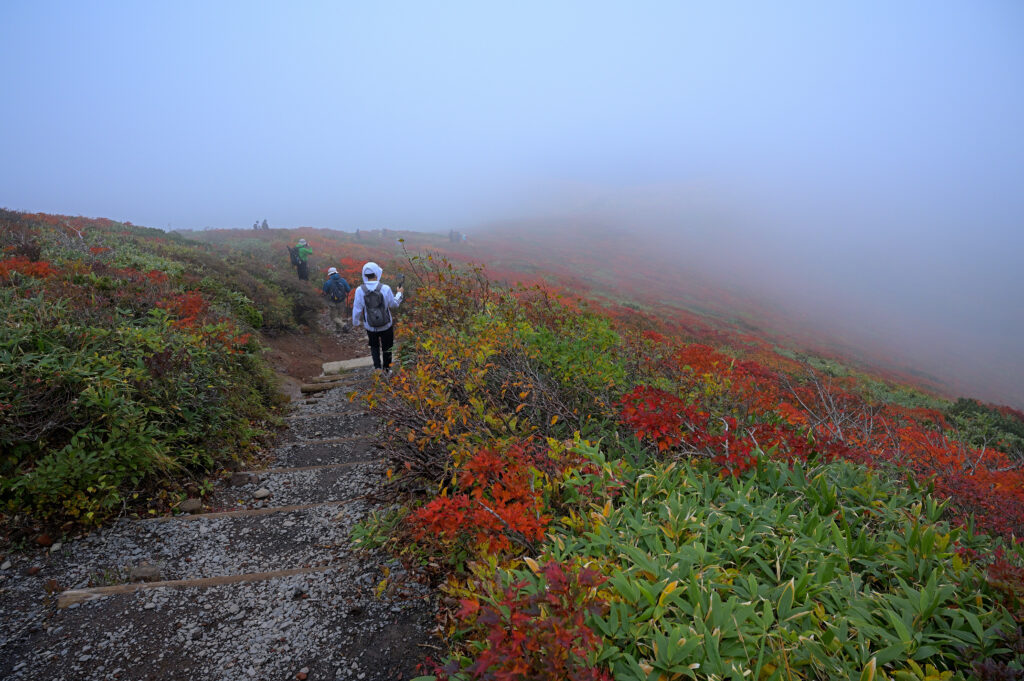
left=287, top=246, right=301, bottom=266
left=327, top=277, right=349, bottom=303
left=362, top=284, right=389, bottom=327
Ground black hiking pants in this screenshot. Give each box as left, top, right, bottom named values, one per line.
left=296, top=261, right=309, bottom=281
left=367, top=326, right=395, bottom=370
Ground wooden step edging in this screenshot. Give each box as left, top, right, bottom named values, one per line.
left=322, top=356, right=374, bottom=375
left=145, top=498, right=359, bottom=523
left=300, top=381, right=348, bottom=393
left=57, top=565, right=333, bottom=609
left=286, top=434, right=376, bottom=446
left=306, top=375, right=358, bottom=384
left=252, top=459, right=382, bottom=475
left=286, top=411, right=371, bottom=421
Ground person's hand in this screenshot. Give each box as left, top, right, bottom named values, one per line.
left=397, top=286, right=404, bottom=294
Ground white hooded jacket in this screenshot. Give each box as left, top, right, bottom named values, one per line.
left=351, top=261, right=403, bottom=332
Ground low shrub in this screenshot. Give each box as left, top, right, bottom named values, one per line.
left=371, top=262, right=1024, bottom=680
left=431, top=449, right=1018, bottom=680
left=0, top=212, right=281, bottom=528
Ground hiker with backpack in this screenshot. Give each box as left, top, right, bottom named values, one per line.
left=322, top=266, right=352, bottom=333
left=351, top=262, right=404, bottom=373
left=288, top=238, right=313, bottom=280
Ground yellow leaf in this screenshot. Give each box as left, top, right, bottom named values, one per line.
left=859, top=658, right=876, bottom=681
left=658, top=580, right=678, bottom=607
left=523, top=557, right=541, bottom=575
left=550, top=415, right=559, bottom=426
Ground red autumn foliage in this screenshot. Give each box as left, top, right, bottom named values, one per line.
left=436, top=561, right=612, bottom=681
left=616, top=347, right=1024, bottom=536
left=0, top=256, right=57, bottom=280
left=618, top=384, right=816, bottom=476
left=410, top=446, right=551, bottom=554
left=157, top=291, right=209, bottom=329
left=618, top=386, right=686, bottom=452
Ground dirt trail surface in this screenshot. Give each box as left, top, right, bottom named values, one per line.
left=0, top=334, right=438, bottom=681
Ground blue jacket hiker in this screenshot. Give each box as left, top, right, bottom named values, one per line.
left=351, top=262, right=403, bottom=372
left=322, top=267, right=352, bottom=333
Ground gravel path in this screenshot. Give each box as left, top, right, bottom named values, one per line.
left=0, top=366, right=436, bottom=681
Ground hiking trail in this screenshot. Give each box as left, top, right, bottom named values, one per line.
left=0, top=359, right=436, bottom=681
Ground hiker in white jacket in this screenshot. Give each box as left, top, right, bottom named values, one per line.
left=351, top=262, right=404, bottom=372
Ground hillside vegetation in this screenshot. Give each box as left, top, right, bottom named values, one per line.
left=353, top=257, right=1023, bottom=679
left=0, top=211, right=329, bottom=528
left=3, top=213, right=1023, bottom=678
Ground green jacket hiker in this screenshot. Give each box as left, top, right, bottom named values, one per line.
left=292, top=238, right=312, bottom=280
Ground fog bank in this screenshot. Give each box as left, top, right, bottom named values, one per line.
left=473, top=180, right=1023, bottom=407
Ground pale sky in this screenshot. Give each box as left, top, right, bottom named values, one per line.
left=2, top=1, right=1022, bottom=405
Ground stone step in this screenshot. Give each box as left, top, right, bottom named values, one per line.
left=41, top=502, right=372, bottom=588
left=272, top=438, right=381, bottom=469
left=279, top=412, right=377, bottom=442
left=200, top=459, right=383, bottom=511
left=14, top=553, right=432, bottom=681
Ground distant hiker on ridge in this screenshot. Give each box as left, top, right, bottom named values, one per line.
left=352, top=262, right=403, bottom=373
left=322, top=266, right=352, bottom=334
left=288, top=238, right=312, bottom=280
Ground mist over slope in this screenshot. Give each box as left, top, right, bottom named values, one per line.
left=457, top=216, right=1021, bottom=409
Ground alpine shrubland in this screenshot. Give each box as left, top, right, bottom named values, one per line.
left=0, top=211, right=310, bottom=527
left=356, top=255, right=1024, bottom=680
left=3, top=212, right=1022, bottom=679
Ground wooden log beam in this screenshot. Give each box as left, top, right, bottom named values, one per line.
left=300, top=381, right=347, bottom=393
left=58, top=565, right=333, bottom=608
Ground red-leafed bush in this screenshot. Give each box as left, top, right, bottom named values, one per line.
left=437, top=561, right=612, bottom=681
left=410, top=446, right=551, bottom=555
left=618, top=386, right=685, bottom=452
left=157, top=291, right=210, bottom=329
left=0, top=256, right=57, bottom=280
left=618, top=385, right=814, bottom=476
